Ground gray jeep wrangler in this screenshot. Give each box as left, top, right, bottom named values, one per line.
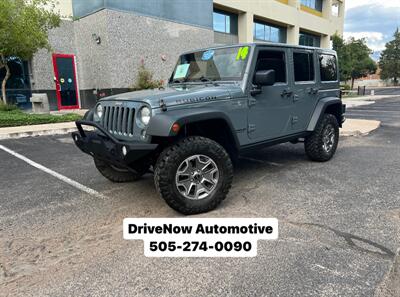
left=72, top=43, right=345, bottom=214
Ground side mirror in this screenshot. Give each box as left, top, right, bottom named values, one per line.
left=254, top=69, right=276, bottom=86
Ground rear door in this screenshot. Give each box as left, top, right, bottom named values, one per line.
left=290, top=49, right=319, bottom=132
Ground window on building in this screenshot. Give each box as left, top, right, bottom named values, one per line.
left=213, top=10, right=237, bottom=34
left=299, top=32, right=321, bottom=47
left=301, top=0, right=323, bottom=11
left=254, top=50, right=286, bottom=83
left=253, top=21, right=286, bottom=43
left=332, top=3, right=340, bottom=17
left=0, top=57, right=31, bottom=106
left=293, top=52, right=314, bottom=82
left=319, top=54, right=338, bottom=81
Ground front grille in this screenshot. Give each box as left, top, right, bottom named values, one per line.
left=101, top=106, right=135, bottom=136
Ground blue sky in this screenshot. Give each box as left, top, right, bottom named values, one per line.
left=344, top=0, right=400, bottom=59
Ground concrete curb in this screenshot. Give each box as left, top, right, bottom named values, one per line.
left=0, top=120, right=381, bottom=140
left=343, top=95, right=399, bottom=108
left=0, top=122, right=77, bottom=140
left=340, top=119, right=381, bottom=137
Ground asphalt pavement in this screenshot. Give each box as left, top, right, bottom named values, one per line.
left=0, top=97, right=399, bottom=296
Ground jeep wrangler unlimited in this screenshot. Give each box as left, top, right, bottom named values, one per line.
left=72, top=43, right=345, bottom=214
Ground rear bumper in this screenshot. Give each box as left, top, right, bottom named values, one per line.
left=72, top=120, right=158, bottom=167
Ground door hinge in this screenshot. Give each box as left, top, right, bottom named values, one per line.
left=293, top=94, right=299, bottom=102
left=291, top=116, right=299, bottom=124
left=248, top=124, right=256, bottom=132
left=249, top=98, right=257, bottom=106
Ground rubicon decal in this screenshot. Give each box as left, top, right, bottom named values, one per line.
left=123, top=218, right=278, bottom=257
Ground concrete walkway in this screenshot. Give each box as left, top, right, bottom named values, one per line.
left=0, top=118, right=381, bottom=139
left=343, top=94, right=397, bottom=108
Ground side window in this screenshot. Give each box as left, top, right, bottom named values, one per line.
left=293, top=52, right=314, bottom=82
left=319, top=54, right=338, bottom=81
left=254, top=50, right=286, bottom=83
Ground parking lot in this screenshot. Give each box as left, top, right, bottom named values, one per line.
left=1, top=97, right=400, bottom=296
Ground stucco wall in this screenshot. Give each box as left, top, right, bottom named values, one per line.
left=31, top=20, right=76, bottom=90
left=30, top=8, right=214, bottom=108
left=105, top=9, right=214, bottom=88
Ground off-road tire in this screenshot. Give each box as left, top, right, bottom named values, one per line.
left=304, top=113, right=339, bottom=162
left=154, top=136, right=233, bottom=215
left=94, top=158, right=147, bottom=182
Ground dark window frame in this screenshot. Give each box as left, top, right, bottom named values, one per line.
left=319, top=53, right=338, bottom=82
left=252, top=48, right=288, bottom=85
left=293, top=51, right=315, bottom=83
left=299, top=31, right=321, bottom=47
left=213, top=9, right=238, bottom=35
left=253, top=20, right=286, bottom=43
left=300, top=0, right=323, bottom=12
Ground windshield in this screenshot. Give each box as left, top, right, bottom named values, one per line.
left=169, top=46, right=250, bottom=83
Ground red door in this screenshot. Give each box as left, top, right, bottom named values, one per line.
left=52, top=54, right=80, bottom=110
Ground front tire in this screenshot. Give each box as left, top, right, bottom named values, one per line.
left=304, top=113, right=339, bottom=162
left=94, top=158, right=148, bottom=182
left=154, top=136, right=233, bottom=215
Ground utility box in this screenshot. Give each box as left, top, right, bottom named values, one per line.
left=30, top=93, right=50, bottom=113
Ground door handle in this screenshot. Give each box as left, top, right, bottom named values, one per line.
left=309, top=87, right=319, bottom=94
left=281, top=89, right=293, bottom=97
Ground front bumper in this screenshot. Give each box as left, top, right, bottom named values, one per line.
left=72, top=120, right=158, bottom=167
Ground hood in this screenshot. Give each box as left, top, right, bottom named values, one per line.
left=100, top=84, right=244, bottom=108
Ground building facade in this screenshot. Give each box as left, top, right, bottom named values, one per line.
left=1, top=0, right=344, bottom=111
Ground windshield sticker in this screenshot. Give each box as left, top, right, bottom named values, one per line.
left=201, top=50, right=214, bottom=61
left=236, top=46, right=249, bottom=60
left=173, top=63, right=190, bottom=79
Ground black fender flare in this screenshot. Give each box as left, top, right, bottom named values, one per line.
left=83, top=109, right=94, bottom=121
left=146, top=108, right=240, bottom=149
left=307, top=97, right=343, bottom=131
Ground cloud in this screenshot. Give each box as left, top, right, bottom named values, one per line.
left=346, top=0, right=400, bottom=10
left=344, top=2, right=400, bottom=56
left=343, top=31, right=386, bottom=51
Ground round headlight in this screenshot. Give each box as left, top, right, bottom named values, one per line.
left=96, top=104, right=103, bottom=118
left=139, top=106, right=151, bottom=125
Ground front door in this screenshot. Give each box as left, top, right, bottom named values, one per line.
left=247, top=48, right=293, bottom=141
left=52, top=54, right=79, bottom=110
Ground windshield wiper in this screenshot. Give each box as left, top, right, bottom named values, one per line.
left=172, top=78, right=188, bottom=84
left=193, top=76, right=219, bottom=85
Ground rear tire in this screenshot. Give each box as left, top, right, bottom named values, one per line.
left=304, top=113, right=339, bottom=162
left=154, top=136, right=233, bottom=215
left=94, top=158, right=148, bottom=182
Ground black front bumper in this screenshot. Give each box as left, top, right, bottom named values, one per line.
left=72, top=120, right=158, bottom=167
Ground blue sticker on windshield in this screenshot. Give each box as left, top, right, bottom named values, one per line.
left=202, top=50, right=214, bottom=61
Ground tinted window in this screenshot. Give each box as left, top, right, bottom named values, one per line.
left=253, top=21, right=285, bottom=43
left=293, top=52, right=314, bottom=82
left=319, top=54, right=337, bottom=81
left=299, top=32, right=321, bottom=47
left=254, top=51, right=286, bottom=83
left=213, top=12, right=230, bottom=33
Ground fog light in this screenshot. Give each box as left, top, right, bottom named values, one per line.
left=141, top=130, right=146, bottom=139
left=122, top=146, right=127, bottom=156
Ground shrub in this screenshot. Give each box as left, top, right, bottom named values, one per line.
left=0, top=102, right=18, bottom=111
left=340, top=84, right=351, bottom=90
left=131, top=61, right=164, bottom=91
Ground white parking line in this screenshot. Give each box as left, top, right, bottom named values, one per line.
left=0, top=144, right=106, bottom=199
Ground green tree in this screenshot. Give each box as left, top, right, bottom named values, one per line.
left=0, top=0, right=61, bottom=104
left=332, top=34, right=377, bottom=89
left=332, top=34, right=351, bottom=82
left=379, top=29, right=400, bottom=85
